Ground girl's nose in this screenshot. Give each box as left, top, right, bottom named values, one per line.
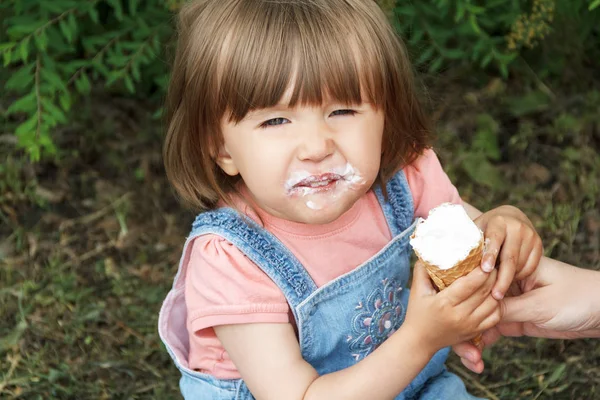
left=297, top=124, right=335, bottom=163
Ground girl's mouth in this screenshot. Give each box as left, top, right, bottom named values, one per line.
left=284, top=163, right=366, bottom=199
left=293, top=173, right=340, bottom=192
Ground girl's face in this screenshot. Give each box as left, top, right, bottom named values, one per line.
left=217, top=90, right=384, bottom=225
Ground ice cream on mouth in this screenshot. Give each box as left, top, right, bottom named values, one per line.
left=284, top=163, right=365, bottom=198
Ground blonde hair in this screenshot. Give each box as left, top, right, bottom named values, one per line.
left=164, top=0, right=431, bottom=212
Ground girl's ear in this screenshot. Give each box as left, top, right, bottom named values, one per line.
left=215, top=146, right=239, bottom=176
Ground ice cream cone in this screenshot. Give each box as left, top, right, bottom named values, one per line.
left=411, top=233, right=485, bottom=350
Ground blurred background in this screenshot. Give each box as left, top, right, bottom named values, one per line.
left=1, top=0, right=599, bottom=398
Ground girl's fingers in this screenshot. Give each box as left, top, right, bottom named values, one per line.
left=491, top=225, right=521, bottom=300
left=411, top=260, right=437, bottom=296
left=476, top=305, right=502, bottom=332
left=481, top=218, right=507, bottom=273
left=469, top=294, right=500, bottom=324
left=442, top=267, right=490, bottom=306
left=460, top=269, right=497, bottom=311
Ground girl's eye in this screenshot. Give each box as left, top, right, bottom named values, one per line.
left=260, top=117, right=289, bottom=128
left=330, top=109, right=356, bottom=117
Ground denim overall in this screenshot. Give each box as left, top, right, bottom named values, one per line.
left=159, top=171, right=484, bottom=400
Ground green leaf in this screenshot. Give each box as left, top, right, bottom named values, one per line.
left=41, top=2, right=69, bottom=13
left=88, top=7, right=100, bottom=24
left=454, top=3, right=466, bottom=22
left=473, top=115, right=501, bottom=161
left=59, top=20, right=73, bottom=43
left=19, top=37, right=30, bottom=62
left=0, top=321, right=27, bottom=352
left=469, top=14, right=481, bottom=35
left=507, top=91, right=552, bottom=117
left=0, top=42, right=16, bottom=52
left=547, top=363, right=567, bottom=384
left=499, top=63, right=509, bottom=79
left=7, top=92, right=37, bottom=115
left=41, top=98, right=68, bottom=124
left=129, top=0, right=139, bottom=16
left=416, top=46, right=435, bottom=66
left=440, top=48, right=464, bottom=60
left=105, top=71, right=122, bottom=87
left=7, top=22, right=44, bottom=37
left=59, top=91, right=72, bottom=112
left=75, top=73, right=91, bottom=94
left=590, top=0, right=600, bottom=10
left=131, top=62, right=141, bottom=81
left=92, top=60, right=111, bottom=78
left=5, top=63, right=35, bottom=90
left=480, top=53, right=493, bottom=68
left=465, top=4, right=486, bottom=14
left=428, top=56, right=444, bottom=73
left=3, top=48, right=12, bottom=66
left=33, top=31, right=48, bottom=52
left=124, top=75, right=135, bottom=93
left=15, top=114, right=38, bottom=137
left=107, top=0, right=124, bottom=21
left=41, top=68, right=68, bottom=93
left=395, top=5, right=416, bottom=17
left=67, top=12, right=78, bottom=40
left=461, top=153, right=504, bottom=189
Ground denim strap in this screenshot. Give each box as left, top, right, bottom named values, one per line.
left=374, top=169, right=415, bottom=237
left=189, top=208, right=318, bottom=313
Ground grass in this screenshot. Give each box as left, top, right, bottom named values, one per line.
left=1, top=80, right=599, bottom=399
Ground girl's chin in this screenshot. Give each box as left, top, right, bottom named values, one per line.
left=290, top=200, right=354, bottom=224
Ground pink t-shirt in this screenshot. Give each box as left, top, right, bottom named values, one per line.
left=185, top=149, right=461, bottom=378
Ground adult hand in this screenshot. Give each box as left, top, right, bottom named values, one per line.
left=453, top=257, right=600, bottom=373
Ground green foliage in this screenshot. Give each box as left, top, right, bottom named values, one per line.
left=1, top=0, right=174, bottom=161
left=394, top=0, right=522, bottom=76
left=458, top=114, right=504, bottom=189
left=2, top=0, right=600, bottom=161
left=394, top=0, right=600, bottom=77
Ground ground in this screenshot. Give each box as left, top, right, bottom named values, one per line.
left=1, top=74, right=599, bottom=399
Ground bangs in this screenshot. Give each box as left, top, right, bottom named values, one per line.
left=215, top=0, right=394, bottom=123
left=165, top=0, right=430, bottom=211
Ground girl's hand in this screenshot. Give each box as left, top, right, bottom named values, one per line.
left=473, top=205, right=543, bottom=301
left=405, top=261, right=500, bottom=354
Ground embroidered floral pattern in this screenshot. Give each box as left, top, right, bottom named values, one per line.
left=347, top=278, right=405, bottom=361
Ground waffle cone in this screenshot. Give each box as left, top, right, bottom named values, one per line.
left=412, top=234, right=485, bottom=350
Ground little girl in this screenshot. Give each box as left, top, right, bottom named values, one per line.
left=158, top=1, right=543, bottom=399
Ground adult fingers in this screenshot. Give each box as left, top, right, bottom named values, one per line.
left=515, top=235, right=543, bottom=280
left=460, top=357, right=485, bottom=374
left=452, top=341, right=482, bottom=364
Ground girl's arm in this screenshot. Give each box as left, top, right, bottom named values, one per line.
left=216, top=321, right=431, bottom=400
left=215, top=262, right=500, bottom=400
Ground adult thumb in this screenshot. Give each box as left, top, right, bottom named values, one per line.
left=412, top=261, right=437, bottom=296
left=501, top=290, right=545, bottom=324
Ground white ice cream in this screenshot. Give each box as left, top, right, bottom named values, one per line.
left=409, top=203, right=482, bottom=270
left=284, top=162, right=366, bottom=210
